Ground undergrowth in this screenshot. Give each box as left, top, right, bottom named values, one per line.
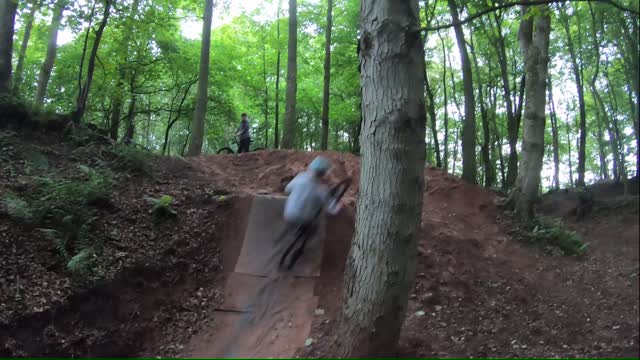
left=521, top=216, right=588, bottom=256
left=1, top=165, right=113, bottom=274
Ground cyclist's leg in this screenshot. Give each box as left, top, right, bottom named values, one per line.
left=287, top=223, right=315, bottom=270
left=280, top=224, right=304, bottom=268
left=238, top=138, right=250, bottom=153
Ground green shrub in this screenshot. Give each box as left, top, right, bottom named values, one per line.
left=2, top=165, right=113, bottom=273
left=531, top=217, right=588, bottom=256
left=109, top=143, right=153, bottom=175
left=1, top=192, right=34, bottom=223
left=145, top=194, right=177, bottom=223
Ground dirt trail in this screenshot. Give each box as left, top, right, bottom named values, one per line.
left=187, top=150, right=639, bottom=358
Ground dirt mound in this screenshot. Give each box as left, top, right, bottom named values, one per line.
left=189, top=150, right=638, bottom=358
left=0, top=131, right=225, bottom=357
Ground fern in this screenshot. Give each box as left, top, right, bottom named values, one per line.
left=532, top=217, right=589, bottom=256
left=145, top=194, right=177, bottom=222
left=1, top=193, right=34, bottom=223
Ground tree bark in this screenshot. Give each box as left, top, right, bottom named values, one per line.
left=108, top=0, right=139, bottom=140
left=72, top=0, right=111, bottom=123
left=13, top=0, right=40, bottom=94
left=438, top=30, right=450, bottom=172
left=560, top=9, right=587, bottom=187
left=448, top=0, right=476, bottom=184
left=0, top=0, right=19, bottom=94
left=122, top=94, right=137, bottom=145
left=423, top=0, right=441, bottom=168
left=280, top=0, right=298, bottom=149
left=320, top=0, right=332, bottom=150
left=185, top=0, right=213, bottom=156
left=547, top=74, right=561, bottom=190
left=509, top=5, right=551, bottom=221
left=336, top=1, right=426, bottom=356
left=492, top=13, right=520, bottom=189
left=34, top=0, right=66, bottom=107
left=274, top=0, right=282, bottom=149
left=469, top=35, right=494, bottom=187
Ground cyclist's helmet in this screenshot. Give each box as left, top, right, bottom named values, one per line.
left=308, top=156, right=331, bottom=176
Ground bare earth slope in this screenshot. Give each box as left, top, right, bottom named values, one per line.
left=190, top=150, right=639, bottom=358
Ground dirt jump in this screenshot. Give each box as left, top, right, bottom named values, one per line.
left=1, top=137, right=637, bottom=358
left=183, top=192, right=352, bottom=358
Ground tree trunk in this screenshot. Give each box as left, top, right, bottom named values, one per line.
left=492, top=13, right=520, bottom=189
left=336, top=1, right=426, bottom=356
left=161, top=80, right=194, bottom=155
left=13, top=0, right=40, bottom=94
left=469, top=35, right=494, bottom=187
left=72, top=0, right=111, bottom=123
left=566, top=119, right=574, bottom=187
left=274, top=0, right=282, bottom=149
left=547, top=74, right=560, bottom=190
left=509, top=5, right=551, bottom=221
left=320, top=0, right=332, bottom=150
left=122, top=95, right=136, bottom=145
left=185, top=0, right=213, bottom=156
left=0, top=0, right=19, bottom=94
left=34, top=0, right=66, bottom=107
left=262, top=42, right=269, bottom=148
left=560, top=10, right=587, bottom=187
left=280, top=0, right=298, bottom=149
left=448, top=0, right=476, bottom=184
left=109, top=70, right=125, bottom=140
left=422, top=0, right=441, bottom=168
left=438, top=31, right=449, bottom=172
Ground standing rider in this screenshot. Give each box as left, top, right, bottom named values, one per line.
left=235, top=113, right=251, bottom=153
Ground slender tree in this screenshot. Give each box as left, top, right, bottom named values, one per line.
left=274, top=0, right=282, bottom=148
left=72, top=0, right=112, bottom=123
left=281, top=0, right=298, bottom=149
left=0, top=0, right=18, bottom=94
left=448, top=0, right=476, bottom=184
left=560, top=7, right=587, bottom=187
left=13, top=0, right=40, bottom=94
left=320, top=0, right=332, bottom=150
left=34, top=0, right=67, bottom=107
left=186, top=0, right=213, bottom=156
left=547, top=74, right=561, bottom=190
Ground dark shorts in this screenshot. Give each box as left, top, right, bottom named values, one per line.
left=238, top=138, right=251, bottom=153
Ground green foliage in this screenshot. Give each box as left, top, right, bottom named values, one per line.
left=2, top=165, right=113, bottom=273
left=531, top=217, right=589, bottom=256
left=1, top=193, right=34, bottom=223
left=109, top=143, right=154, bottom=175
left=144, top=194, right=177, bottom=223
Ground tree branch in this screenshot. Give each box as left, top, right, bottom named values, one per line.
left=423, top=0, right=638, bottom=32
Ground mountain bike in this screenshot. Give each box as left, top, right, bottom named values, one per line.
left=279, top=177, right=352, bottom=271
left=216, top=139, right=264, bottom=154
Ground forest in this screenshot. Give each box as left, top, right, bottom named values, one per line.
left=1, top=0, right=637, bottom=191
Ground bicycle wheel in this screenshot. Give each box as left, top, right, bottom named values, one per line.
left=251, top=147, right=264, bottom=152
left=216, top=147, right=234, bottom=154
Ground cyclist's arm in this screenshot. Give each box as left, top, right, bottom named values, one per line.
left=321, top=188, right=342, bottom=215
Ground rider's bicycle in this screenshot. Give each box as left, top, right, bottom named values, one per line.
left=279, top=178, right=352, bottom=270
left=216, top=138, right=264, bottom=154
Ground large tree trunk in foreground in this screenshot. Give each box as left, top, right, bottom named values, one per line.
left=34, top=0, right=66, bottom=107
left=335, top=1, right=426, bottom=357
left=0, top=0, right=18, bottom=94
left=320, top=0, right=332, bottom=150
left=509, top=6, right=551, bottom=222
left=280, top=0, right=298, bottom=149
left=185, top=0, right=213, bottom=156
left=13, top=0, right=40, bottom=94
left=72, top=0, right=111, bottom=123
left=448, top=0, right=476, bottom=184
